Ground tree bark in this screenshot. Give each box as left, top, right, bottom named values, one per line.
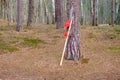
left=65, top=0, right=81, bottom=61
left=27, top=0, right=34, bottom=26
left=115, top=1, right=120, bottom=24
left=111, top=0, right=115, bottom=26
left=93, top=0, right=97, bottom=26
left=55, top=0, right=62, bottom=29
left=16, top=0, right=23, bottom=31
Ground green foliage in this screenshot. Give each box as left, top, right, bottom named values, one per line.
left=23, top=38, right=45, bottom=47
left=0, top=42, right=18, bottom=52
left=108, top=46, right=120, bottom=50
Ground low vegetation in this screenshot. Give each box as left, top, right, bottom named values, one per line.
left=0, top=41, right=18, bottom=53
left=23, top=38, right=45, bottom=47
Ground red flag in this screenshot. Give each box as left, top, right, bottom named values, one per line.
left=64, top=19, right=72, bottom=28
left=64, top=31, right=69, bottom=38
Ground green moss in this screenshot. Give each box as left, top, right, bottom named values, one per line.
left=0, top=42, right=18, bottom=52
left=115, top=30, right=120, bottom=34
left=0, top=32, right=2, bottom=36
left=88, top=33, right=96, bottom=39
left=108, top=46, right=120, bottom=50
left=109, top=35, right=116, bottom=39
left=24, top=29, right=29, bottom=32
left=53, top=36, right=61, bottom=39
left=82, top=58, right=90, bottom=64
left=23, top=38, right=45, bottom=47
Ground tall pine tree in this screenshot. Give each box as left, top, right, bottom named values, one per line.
left=27, top=0, right=34, bottom=26
left=65, top=0, right=81, bottom=61
left=16, top=0, right=23, bottom=31
left=55, top=0, right=62, bottom=29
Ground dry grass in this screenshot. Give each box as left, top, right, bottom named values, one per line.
left=0, top=21, right=120, bottom=80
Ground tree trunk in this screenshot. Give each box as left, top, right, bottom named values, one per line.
left=55, top=0, right=62, bottom=29
left=111, top=0, right=115, bottom=26
left=27, top=0, right=34, bottom=26
left=65, top=0, right=81, bottom=61
left=115, top=1, right=120, bottom=24
left=93, top=0, right=97, bottom=26
left=16, top=0, right=23, bottom=31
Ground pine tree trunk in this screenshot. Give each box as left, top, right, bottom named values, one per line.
left=111, top=0, right=114, bottom=26
left=55, top=0, right=62, bottom=29
left=1, top=0, right=5, bottom=19
left=93, top=0, right=97, bottom=26
left=115, top=1, right=120, bottom=24
left=16, top=0, right=23, bottom=31
left=66, top=0, right=81, bottom=61
left=27, top=0, right=34, bottom=26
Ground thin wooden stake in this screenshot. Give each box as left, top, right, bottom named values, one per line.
left=60, top=20, right=72, bottom=66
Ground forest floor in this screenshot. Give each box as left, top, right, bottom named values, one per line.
left=0, top=20, right=120, bottom=80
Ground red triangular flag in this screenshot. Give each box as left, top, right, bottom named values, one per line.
left=64, top=19, right=72, bottom=28
left=64, top=31, right=69, bottom=38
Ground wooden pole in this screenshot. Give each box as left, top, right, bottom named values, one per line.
left=60, top=20, right=72, bottom=66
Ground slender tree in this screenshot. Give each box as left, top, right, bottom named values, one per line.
left=65, top=0, right=81, bottom=61
left=111, top=0, right=115, bottom=26
left=16, top=0, right=23, bottom=31
left=93, top=0, right=97, bottom=26
left=55, top=0, right=62, bottom=29
left=27, top=0, right=34, bottom=26
left=115, top=0, right=120, bottom=24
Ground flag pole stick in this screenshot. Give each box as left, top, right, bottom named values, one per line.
left=60, top=20, right=72, bottom=66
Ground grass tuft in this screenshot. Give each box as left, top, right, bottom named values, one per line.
left=82, top=58, right=90, bottom=64
left=0, top=32, right=2, bottom=36
left=23, top=38, right=45, bottom=47
left=115, top=29, right=120, bottom=34
left=53, top=36, right=61, bottom=39
left=109, top=35, right=116, bottom=39
left=0, top=42, right=18, bottom=52
left=88, top=33, right=96, bottom=39
left=108, top=46, right=120, bottom=50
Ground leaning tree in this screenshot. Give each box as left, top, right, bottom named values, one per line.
left=65, top=0, right=81, bottom=61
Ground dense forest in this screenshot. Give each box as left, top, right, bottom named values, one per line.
left=0, top=0, right=120, bottom=28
